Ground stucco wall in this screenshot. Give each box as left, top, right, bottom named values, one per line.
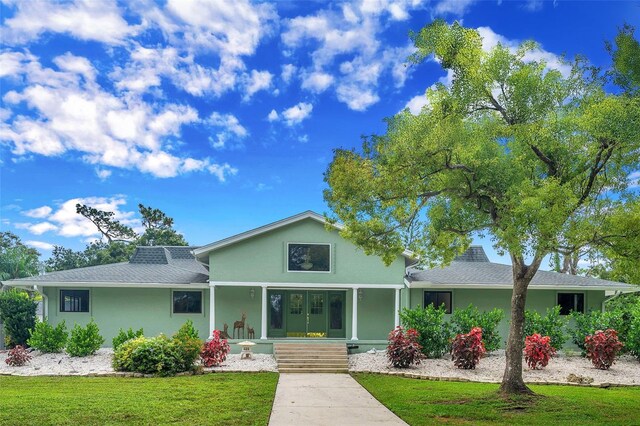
left=209, top=218, right=406, bottom=285
left=407, top=287, right=606, bottom=348
left=44, top=287, right=211, bottom=345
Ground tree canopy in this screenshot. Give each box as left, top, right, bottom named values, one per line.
left=324, top=21, right=640, bottom=394
left=0, top=232, right=41, bottom=280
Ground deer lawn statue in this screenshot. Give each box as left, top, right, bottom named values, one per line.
left=233, top=313, right=246, bottom=339
left=220, top=323, right=231, bottom=339
left=247, top=325, right=255, bottom=339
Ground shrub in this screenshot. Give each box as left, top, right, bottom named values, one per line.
left=27, top=320, right=67, bottom=353
left=129, top=335, right=181, bottom=376
left=173, top=321, right=202, bottom=371
left=451, top=304, right=504, bottom=352
left=524, top=306, right=567, bottom=350
left=386, top=326, right=424, bottom=368
left=5, top=345, right=31, bottom=366
left=585, top=329, right=624, bottom=370
left=66, top=319, right=104, bottom=357
left=524, top=334, right=556, bottom=370
left=0, top=289, right=37, bottom=347
left=627, top=303, right=640, bottom=361
left=569, top=310, right=626, bottom=353
left=400, top=305, right=452, bottom=358
left=451, top=327, right=486, bottom=369
left=112, top=336, right=146, bottom=372
left=201, top=329, right=230, bottom=367
left=112, top=327, right=144, bottom=351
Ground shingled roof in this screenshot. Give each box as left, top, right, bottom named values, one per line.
left=3, top=246, right=208, bottom=287
left=408, top=246, right=638, bottom=291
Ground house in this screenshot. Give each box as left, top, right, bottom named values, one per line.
left=3, top=211, right=636, bottom=353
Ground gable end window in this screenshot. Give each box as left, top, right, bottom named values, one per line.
left=287, top=243, right=331, bottom=272
left=423, top=291, right=452, bottom=314
left=557, top=293, right=584, bottom=315
left=60, top=290, right=89, bottom=313
left=173, top=291, right=203, bottom=314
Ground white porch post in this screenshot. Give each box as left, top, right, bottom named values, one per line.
left=351, top=287, right=359, bottom=341
left=394, top=288, right=400, bottom=328
left=209, top=284, right=215, bottom=337
left=260, top=285, right=268, bottom=340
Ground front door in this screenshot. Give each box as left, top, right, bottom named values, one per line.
left=268, top=290, right=345, bottom=338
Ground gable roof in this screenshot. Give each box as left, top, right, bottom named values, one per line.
left=2, top=246, right=208, bottom=288
left=193, top=210, right=417, bottom=261
left=407, top=246, right=638, bottom=292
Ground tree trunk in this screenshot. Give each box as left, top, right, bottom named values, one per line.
left=499, top=259, right=540, bottom=396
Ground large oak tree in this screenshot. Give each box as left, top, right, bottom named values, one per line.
left=324, top=21, right=640, bottom=395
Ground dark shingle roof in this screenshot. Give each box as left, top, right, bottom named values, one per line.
left=4, top=246, right=208, bottom=285
left=408, top=247, right=637, bottom=291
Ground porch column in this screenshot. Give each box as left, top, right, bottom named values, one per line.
left=394, top=288, right=400, bottom=327
left=260, top=285, right=268, bottom=340
left=351, top=287, right=359, bottom=341
left=209, top=284, right=215, bottom=337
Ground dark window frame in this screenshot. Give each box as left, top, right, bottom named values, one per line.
left=423, top=291, right=452, bottom=314
left=172, top=290, right=203, bottom=314
left=557, top=292, right=585, bottom=315
left=60, top=289, right=90, bottom=313
left=286, top=242, right=332, bottom=273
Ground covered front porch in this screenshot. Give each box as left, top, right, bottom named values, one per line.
left=209, top=282, right=403, bottom=349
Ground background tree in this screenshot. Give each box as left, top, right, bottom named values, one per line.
left=0, top=232, right=41, bottom=280
left=324, top=21, right=640, bottom=395
left=75, top=204, right=137, bottom=243
left=137, top=204, right=188, bottom=246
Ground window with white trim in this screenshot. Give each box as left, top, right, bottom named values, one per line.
left=173, top=291, right=202, bottom=314
left=60, top=290, right=89, bottom=313
left=423, top=291, right=452, bottom=314
left=557, top=292, right=584, bottom=315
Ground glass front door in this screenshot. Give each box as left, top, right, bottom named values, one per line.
left=267, top=290, right=345, bottom=338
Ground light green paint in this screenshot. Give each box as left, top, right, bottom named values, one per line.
left=209, top=218, right=406, bottom=285
left=407, top=287, right=606, bottom=349
left=43, top=287, right=210, bottom=345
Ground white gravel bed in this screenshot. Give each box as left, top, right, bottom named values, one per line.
left=0, top=349, right=276, bottom=376
left=349, top=350, right=640, bottom=386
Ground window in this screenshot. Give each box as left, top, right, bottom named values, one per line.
left=310, top=294, right=324, bottom=315
left=173, top=291, right=202, bottom=314
left=60, top=290, right=89, bottom=313
left=423, top=291, right=452, bottom=314
left=290, top=293, right=303, bottom=314
left=270, top=293, right=283, bottom=329
left=288, top=243, right=331, bottom=272
left=557, top=293, right=584, bottom=315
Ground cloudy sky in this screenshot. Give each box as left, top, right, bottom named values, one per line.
left=0, top=0, right=637, bottom=263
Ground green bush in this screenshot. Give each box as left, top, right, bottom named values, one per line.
left=627, top=303, right=640, bottom=361
left=451, top=304, right=504, bottom=352
left=400, top=305, right=452, bottom=358
left=112, top=327, right=144, bottom=350
left=112, top=336, right=146, bottom=372
left=66, top=319, right=104, bottom=357
left=569, top=310, right=626, bottom=353
left=27, top=320, right=67, bottom=353
left=130, top=335, right=181, bottom=376
left=0, top=289, right=37, bottom=347
left=172, top=321, right=202, bottom=371
left=524, top=306, right=568, bottom=350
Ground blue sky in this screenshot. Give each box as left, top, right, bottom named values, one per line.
left=1, top=0, right=638, bottom=265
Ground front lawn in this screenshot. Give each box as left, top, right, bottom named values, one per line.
left=0, top=373, right=278, bottom=426
left=354, top=373, right=640, bottom=425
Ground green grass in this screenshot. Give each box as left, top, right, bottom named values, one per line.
left=0, top=373, right=278, bottom=426
left=354, top=373, right=640, bottom=426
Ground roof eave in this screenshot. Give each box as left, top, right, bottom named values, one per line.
left=407, top=281, right=639, bottom=292
left=2, top=281, right=208, bottom=288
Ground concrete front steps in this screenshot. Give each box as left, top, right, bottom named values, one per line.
left=274, top=343, right=349, bottom=373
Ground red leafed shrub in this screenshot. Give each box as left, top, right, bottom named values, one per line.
left=387, top=326, right=424, bottom=368
left=585, top=329, right=624, bottom=370
left=451, top=327, right=486, bottom=369
left=200, top=329, right=231, bottom=367
left=524, top=334, right=556, bottom=370
left=5, top=345, right=31, bottom=367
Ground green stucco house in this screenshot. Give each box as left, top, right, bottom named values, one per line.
left=3, top=211, right=636, bottom=352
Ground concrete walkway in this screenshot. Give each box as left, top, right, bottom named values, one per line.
left=269, top=373, right=407, bottom=425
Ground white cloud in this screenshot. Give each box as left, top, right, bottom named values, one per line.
left=243, top=69, right=274, bottom=100
left=23, top=206, right=52, bottom=219
left=281, top=102, right=313, bottom=126
left=96, top=169, right=112, bottom=180
left=267, top=109, right=279, bottom=122
left=208, top=112, right=248, bottom=149
left=25, top=240, right=55, bottom=250
left=281, top=64, right=297, bottom=84
left=629, top=171, right=640, bottom=188
left=405, top=93, right=430, bottom=115
left=301, top=71, right=334, bottom=93
left=2, top=0, right=135, bottom=45
left=0, top=52, right=234, bottom=181
left=15, top=221, right=58, bottom=235
left=523, top=0, right=544, bottom=11
left=434, top=0, right=478, bottom=16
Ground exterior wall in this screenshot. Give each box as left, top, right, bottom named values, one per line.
left=209, top=218, right=406, bottom=285
left=43, top=287, right=210, bottom=345
left=356, top=288, right=395, bottom=340
left=408, top=287, right=606, bottom=349
left=214, top=286, right=262, bottom=338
